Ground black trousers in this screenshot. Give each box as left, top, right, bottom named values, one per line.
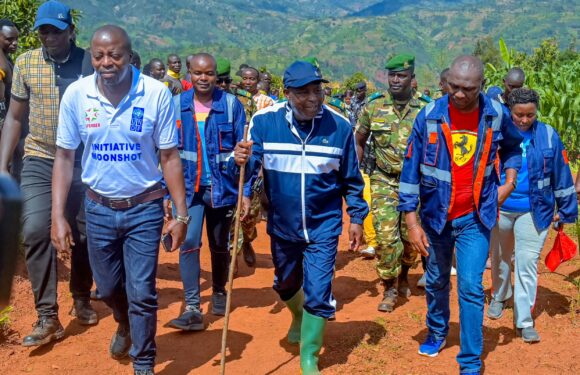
left=21, top=157, right=92, bottom=317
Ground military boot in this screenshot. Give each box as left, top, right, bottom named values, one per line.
left=283, top=289, right=304, bottom=344
left=70, top=298, right=98, bottom=325
left=378, top=279, right=398, bottom=312
left=22, top=316, right=65, bottom=347
left=300, top=310, right=326, bottom=375
left=242, top=242, right=256, bottom=267
left=397, top=265, right=412, bottom=298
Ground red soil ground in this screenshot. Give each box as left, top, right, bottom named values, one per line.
left=1, top=220, right=579, bottom=374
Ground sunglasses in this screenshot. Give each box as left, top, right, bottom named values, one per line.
left=217, top=78, right=232, bottom=84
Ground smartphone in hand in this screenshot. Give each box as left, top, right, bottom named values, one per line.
left=161, top=233, right=174, bottom=252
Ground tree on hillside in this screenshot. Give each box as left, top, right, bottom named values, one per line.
left=473, top=36, right=502, bottom=67
left=342, top=71, right=368, bottom=91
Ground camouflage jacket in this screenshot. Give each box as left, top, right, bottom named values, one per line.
left=356, top=91, right=429, bottom=175
left=234, top=88, right=257, bottom=124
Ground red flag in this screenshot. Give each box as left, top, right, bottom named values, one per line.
left=545, top=226, right=578, bottom=272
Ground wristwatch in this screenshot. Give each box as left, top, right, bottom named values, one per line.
left=175, top=215, right=191, bottom=225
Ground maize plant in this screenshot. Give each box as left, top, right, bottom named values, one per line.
left=486, top=39, right=580, bottom=162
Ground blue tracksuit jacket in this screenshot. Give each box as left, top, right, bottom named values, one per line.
left=229, top=102, right=368, bottom=242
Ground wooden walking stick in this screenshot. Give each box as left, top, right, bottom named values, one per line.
left=220, top=124, right=250, bottom=375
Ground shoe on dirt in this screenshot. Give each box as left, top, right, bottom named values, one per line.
left=168, top=306, right=204, bottom=331
left=486, top=299, right=505, bottom=320
left=110, top=323, right=131, bottom=360
left=418, top=336, right=446, bottom=357
left=22, top=316, right=65, bottom=347
left=517, top=326, right=540, bottom=343
left=360, top=246, right=375, bottom=259
left=212, top=292, right=227, bottom=316
left=417, top=273, right=426, bottom=288
left=70, top=298, right=98, bottom=325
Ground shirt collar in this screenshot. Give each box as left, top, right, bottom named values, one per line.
left=42, top=42, right=76, bottom=63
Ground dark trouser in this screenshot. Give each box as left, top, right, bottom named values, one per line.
left=271, top=235, right=338, bottom=318
left=10, top=139, right=25, bottom=184
left=21, top=156, right=92, bottom=317
left=85, top=196, right=164, bottom=371
left=178, top=186, right=234, bottom=308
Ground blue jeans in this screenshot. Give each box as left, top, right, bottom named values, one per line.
left=85, top=196, right=164, bottom=371
left=271, top=235, right=337, bottom=318
left=178, top=186, right=234, bottom=308
left=424, top=212, right=490, bottom=373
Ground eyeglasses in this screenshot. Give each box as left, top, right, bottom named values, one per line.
left=217, top=78, right=232, bottom=84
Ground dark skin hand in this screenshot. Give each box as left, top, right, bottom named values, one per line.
left=405, top=212, right=430, bottom=257
left=0, top=97, right=27, bottom=173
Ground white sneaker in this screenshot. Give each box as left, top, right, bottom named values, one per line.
left=360, top=246, right=375, bottom=259
left=450, top=266, right=457, bottom=276
left=417, top=273, right=426, bottom=288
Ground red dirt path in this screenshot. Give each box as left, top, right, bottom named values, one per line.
left=1, top=220, right=579, bottom=374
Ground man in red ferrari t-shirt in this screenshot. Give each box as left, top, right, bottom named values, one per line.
left=398, top=55, right=523, bottom=374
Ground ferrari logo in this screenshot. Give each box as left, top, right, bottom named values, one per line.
left=452, top=131, right=477, bottom=166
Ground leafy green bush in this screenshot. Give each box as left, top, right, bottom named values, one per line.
left=0, top=306, right=13, bottom=330
left=486, top=38, right=580, bottom=161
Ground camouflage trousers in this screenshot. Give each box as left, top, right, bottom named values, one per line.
left=370, top=172, right=417, bottom=280
left=230, top=191, right=262, bottom=251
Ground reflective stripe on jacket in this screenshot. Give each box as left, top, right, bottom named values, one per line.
left=176, top=88, right=248, bottom=208
left=397, top=94, right=523, bottom=233
left=229, top=102, right=368, bottom=242
left=508, top=120, right=578, bottom=230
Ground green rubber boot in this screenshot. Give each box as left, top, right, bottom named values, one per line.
left=283, top=289, right=304, bottom=344
left=300, top=310, right=327, bottom=375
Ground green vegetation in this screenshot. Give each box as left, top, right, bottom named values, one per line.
left=485, top=38, right=580, bottom=160
left=50, top=0, right=578, bottom=87
left=2, top=0, right=81, bottom=55
left=0, top=306, right=13, bottom=331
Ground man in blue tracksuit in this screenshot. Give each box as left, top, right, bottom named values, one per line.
left=397, top=56, right=523, bottom=375
left=231, top=61, right=368, bottom=375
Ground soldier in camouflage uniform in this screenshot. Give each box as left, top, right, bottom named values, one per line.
left=356, top=54, right=430, bottom=312
left=232, top=84, right=260, bottom=267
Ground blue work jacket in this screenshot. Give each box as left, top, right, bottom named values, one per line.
left=176, top=88, right=248, bottom=207
left=397, top=94, right=523, bottom=234
left=504, top=120, right=578, bottom=230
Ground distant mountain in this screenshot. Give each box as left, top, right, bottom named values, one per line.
left=63, top=0, right=579, bottom=86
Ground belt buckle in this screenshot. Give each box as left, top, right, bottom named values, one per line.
left=125, top=198, right=133, bottom=208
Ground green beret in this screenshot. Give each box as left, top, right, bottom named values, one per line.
left=385, top=53, right=415, bottom=71
left=301, top=57, right=320, bottom=68
left=216, top=57, right=231, bottom=76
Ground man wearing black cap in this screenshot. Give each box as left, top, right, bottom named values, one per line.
left=0, top=0, right=96, bottom=347
left=232, top=60, right=367, bottom=375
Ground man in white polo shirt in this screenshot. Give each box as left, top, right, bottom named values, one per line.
left=51, top=25, right=188, bottom=375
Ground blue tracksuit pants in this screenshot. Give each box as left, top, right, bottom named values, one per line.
left=270, top=235, right=337, bottom=318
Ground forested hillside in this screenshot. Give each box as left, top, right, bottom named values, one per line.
left=62, top=0, right=578, bottom=85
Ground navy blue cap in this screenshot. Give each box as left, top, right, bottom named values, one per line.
left=283, top=61, right=329, bottom=88
left=34, top=1, right=72, bottom=31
